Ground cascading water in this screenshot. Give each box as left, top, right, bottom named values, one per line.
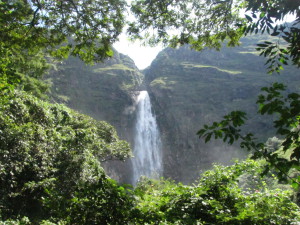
left=132, top=91, right=162, bottom=184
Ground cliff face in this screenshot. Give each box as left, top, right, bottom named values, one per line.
left=48, top=39, right=299, bottom=184
left=47, top=51, right=143, bottom=182
left=49, top=51, right=142, bottom=128
left=144, top=38, right=300, bottom=183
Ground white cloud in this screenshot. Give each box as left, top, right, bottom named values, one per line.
left=113, top=34, right=163, bottom=70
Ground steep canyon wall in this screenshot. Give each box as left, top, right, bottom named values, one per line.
left=47, top=38, right=300, bottom=183
left=144, top=39, right=299, bottom=182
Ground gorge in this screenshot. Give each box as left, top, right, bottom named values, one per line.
left=3, top=1, right=300, bottom=223
left=47, top=36, right=300, bottom=184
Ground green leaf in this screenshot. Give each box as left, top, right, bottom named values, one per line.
left=291, top=182, right=299, bottom=190
left=245, top=15, right=253, bottom=22
left=106, top=49, right=114, bottom=57
left=205, top=133, right=212, bottom=143
left=271, top=31, right=280, bottom=36
left=257, top=43, right=268, bottom=47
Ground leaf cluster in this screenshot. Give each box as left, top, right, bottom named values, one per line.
left=128, top=0, right=244, bottom=49
left=129, top=0, right=300, bottom=73
left=0, top=0, right=128, bottom=98
left=240, top=0, right=300, bottom=72
left=1, top=0, right=126, bottom=63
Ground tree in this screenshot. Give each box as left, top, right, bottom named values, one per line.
left=0, top=1, right=134, bottom=222
left=0, top=90, right=132, bottom=222
left=1, top=0, right=126, bottom=62
left=0, top=0, right=127, bottom=97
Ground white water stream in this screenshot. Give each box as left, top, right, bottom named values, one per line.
left=132, top=91, right=162, bottom=184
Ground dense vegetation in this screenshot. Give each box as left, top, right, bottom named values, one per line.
left=0, top=90, right=132, bottom=224
left=132, top=160, right=300, bottom=224
left=1, top=0, right=300, bottom=224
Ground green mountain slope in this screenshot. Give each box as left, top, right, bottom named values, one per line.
left=145, top=37, right=300, bottom=183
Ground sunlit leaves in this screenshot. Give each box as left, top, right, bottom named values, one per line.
left=129, top=0, right=244, bottom=49
left=1, top=0, right=127, bottom=63
left=0, top=0, right=129, bottom=98
left=132, top=160, right=300, bottom=224
left=129, top=0, right=299, bottom=73
left=257, top=84, right=300, bottom=178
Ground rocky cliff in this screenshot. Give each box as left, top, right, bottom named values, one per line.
left=144, top=37, right=300, bottom=183
left=46, top=51, right=143, bottom=182
left=48, top=38, right=300, bottom=184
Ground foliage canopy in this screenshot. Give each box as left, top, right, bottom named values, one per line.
left=1, top=0, right=300, bottom=224
left=0, top=90, right=132, bottom=223
left=0, top=0, right=127, bottom=97
left=132, top=160, right=300, bottom=224
left=129, top=0, right=300, bottom=72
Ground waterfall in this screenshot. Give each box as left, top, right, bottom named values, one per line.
left=132, top=91, right=162, bottom=184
